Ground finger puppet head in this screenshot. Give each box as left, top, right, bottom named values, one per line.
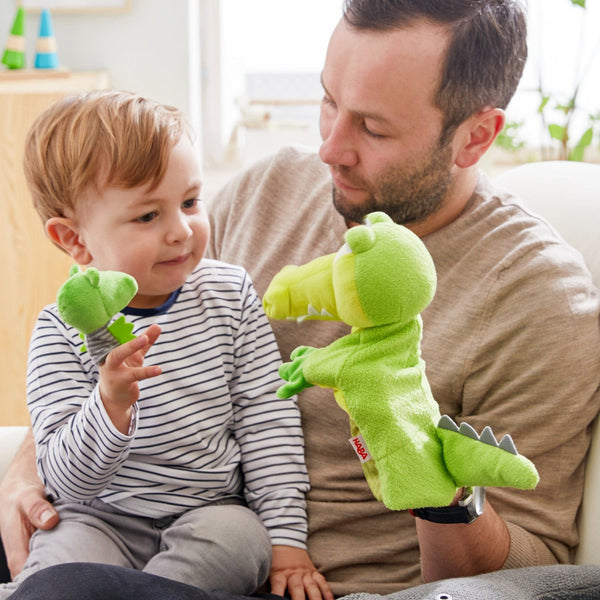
left=57, top=265, right=137, bottom=334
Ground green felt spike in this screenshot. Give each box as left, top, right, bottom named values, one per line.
left=499, top=434, right=518, bottom=455
left=480, top=426, right=498, bottom=447
left=107, top=316, right=136, bottom=345
left=438, top=414, right=459, bottom=432
left=459, top=422, right=479, bottom=440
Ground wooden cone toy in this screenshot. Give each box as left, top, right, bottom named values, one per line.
left=2, top=7, right=26, bottom=70
left=35, top=9, right=59, bottom=69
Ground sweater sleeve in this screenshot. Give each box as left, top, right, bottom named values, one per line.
left=464, top=245, right=600, bottom=567
left=27, top=308, right=136, bottom=501
left=228, top=272, right=310, bottom=548
left=423, top=178, right=600, bottom=571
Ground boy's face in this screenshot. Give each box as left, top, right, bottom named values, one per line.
left=71, top=136, right=208, bottom=309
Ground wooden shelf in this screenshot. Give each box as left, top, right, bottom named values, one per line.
left=0, top=71, right=109, bottom=425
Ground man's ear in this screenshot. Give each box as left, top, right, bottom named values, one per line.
left=454, top=108, right=505, bottom=169
left=45, top=217, right=92, bottom=265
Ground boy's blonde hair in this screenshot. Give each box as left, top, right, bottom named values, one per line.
left=24, top=89, right=190, bottom=223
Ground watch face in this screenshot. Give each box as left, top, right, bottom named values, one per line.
left=472, top=486, right=486, bottom=516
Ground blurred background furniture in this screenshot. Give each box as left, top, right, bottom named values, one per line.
left=0, top=70, right=109, bottom=426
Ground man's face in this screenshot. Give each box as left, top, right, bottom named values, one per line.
left=319, top=19, right=456, bottom=226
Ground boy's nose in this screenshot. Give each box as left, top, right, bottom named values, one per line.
left=166, top=215, right=193, bottom=244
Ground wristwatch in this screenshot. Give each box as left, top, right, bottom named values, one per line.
left=409, top=487, right=486, bottom=524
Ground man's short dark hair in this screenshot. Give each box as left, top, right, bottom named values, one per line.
left=342, top=0, right=528, bottom=143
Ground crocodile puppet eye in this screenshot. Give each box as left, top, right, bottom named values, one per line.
left=364, top=212, right=393, bottom=226
left=344, top=225, right=376, bottom=254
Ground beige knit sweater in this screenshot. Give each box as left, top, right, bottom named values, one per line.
left=206, top=146, right=600, bottom=597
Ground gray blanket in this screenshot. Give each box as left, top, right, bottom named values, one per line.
left=341, top=565, right=600, bottom=600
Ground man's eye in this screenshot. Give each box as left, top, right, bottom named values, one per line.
left=321, top=95, right=336, bottom=108
left=136, top=211, right=157, bottom=223
left=362, top=122, right=385, bottom=139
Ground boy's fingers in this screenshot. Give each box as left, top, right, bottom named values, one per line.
left=145, top=323, right=161, bottom=344
left=288, top=574, right=306, bottom=600
left=139, top=324, right=161, bottom=358
left=314, top=573, right=333, bottom=600
left=269, top=572, right=287, bottom=597
left=105, top=335, right=149, bottom=367
left=303, top=578, right=323, bottom=600
left=135, top=365, right=162, bottom=381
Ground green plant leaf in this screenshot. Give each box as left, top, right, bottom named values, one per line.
left=578, top=127, right=594, bottom=148
left=556, top=99, right=575, bottom=115
left=538, top=96, right=550, bottom=113
left=567, top=127, right=593, bottom=161
left=570, top=0, right=586, bottom=8
left=569, top=146, right=585, bottom=161
left=548, top=123, right=566, bottom=141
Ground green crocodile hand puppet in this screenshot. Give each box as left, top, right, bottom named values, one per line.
left=263, top=211, right=539, bottom=511
left=56, top=265, right=138, bottom=366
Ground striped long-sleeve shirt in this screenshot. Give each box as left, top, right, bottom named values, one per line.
left=27, top=260, right=309, bottom=548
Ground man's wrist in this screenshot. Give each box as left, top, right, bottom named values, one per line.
left=409, top=487, right=486, bottom=524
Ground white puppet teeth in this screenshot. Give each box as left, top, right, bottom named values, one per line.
left=287, top=303, right=334, bottom=323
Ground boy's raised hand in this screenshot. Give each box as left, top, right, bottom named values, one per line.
left=98, top=323, right=162, bottom=434
left=270, top=545, right=333, bottom=600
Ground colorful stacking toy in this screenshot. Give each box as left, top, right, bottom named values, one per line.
left=2, top=7, right=26, bottom=70
left=34, top=9, right=59, bottom=69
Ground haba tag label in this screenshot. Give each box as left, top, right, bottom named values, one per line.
left=349, top=434, right=372, bottom=463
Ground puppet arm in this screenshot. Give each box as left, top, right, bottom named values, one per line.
left=277, top=346, right=318, bottom=398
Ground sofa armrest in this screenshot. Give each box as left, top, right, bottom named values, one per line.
left=575, top=416, right=600, bottom=565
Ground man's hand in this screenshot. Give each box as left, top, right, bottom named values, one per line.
left=270, top=545, right=333, bottom=600
left=99, top=323, right=162, bottom=434
left=0, top=430, right=59, bottom=579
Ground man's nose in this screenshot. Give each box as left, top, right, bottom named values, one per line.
left=319, top=114, right=359, bottom=167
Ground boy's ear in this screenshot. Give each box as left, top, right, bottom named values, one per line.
left=45, top=217, right=92, bottom=265
left=454, top=107, right=505, bottom=169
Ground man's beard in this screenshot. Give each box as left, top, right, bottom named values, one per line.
left=332, top=138, right=454, bottom=226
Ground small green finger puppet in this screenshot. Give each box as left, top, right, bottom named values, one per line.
left=57, top=265, right=138, bottom=366
left=263, top=211, right=539, bottom=511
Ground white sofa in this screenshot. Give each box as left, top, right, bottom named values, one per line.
left=0, top=160, right=598, bottom=566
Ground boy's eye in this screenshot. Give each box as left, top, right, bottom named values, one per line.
left=182, top=198, right=200, bottom=210
left=136, top=211, right=157, bottom=223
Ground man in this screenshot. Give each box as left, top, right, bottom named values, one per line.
left=2, top=1, right=599, bottom=598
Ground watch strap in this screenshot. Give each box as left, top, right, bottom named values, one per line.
left=409, top=504, right=473, bottom=524
left=409, top=487, right=484, bottom=524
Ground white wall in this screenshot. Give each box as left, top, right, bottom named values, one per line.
left=3, top=0, right=599, bottom=164
left=215, top=0, right=600, bottom=161
left=0, top=0, right=201, bottom=135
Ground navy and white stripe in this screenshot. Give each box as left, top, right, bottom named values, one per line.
left=27, top=260, right=309, bottom=548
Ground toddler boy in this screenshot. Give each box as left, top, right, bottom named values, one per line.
left=0, top=90, right=331, bottom=600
